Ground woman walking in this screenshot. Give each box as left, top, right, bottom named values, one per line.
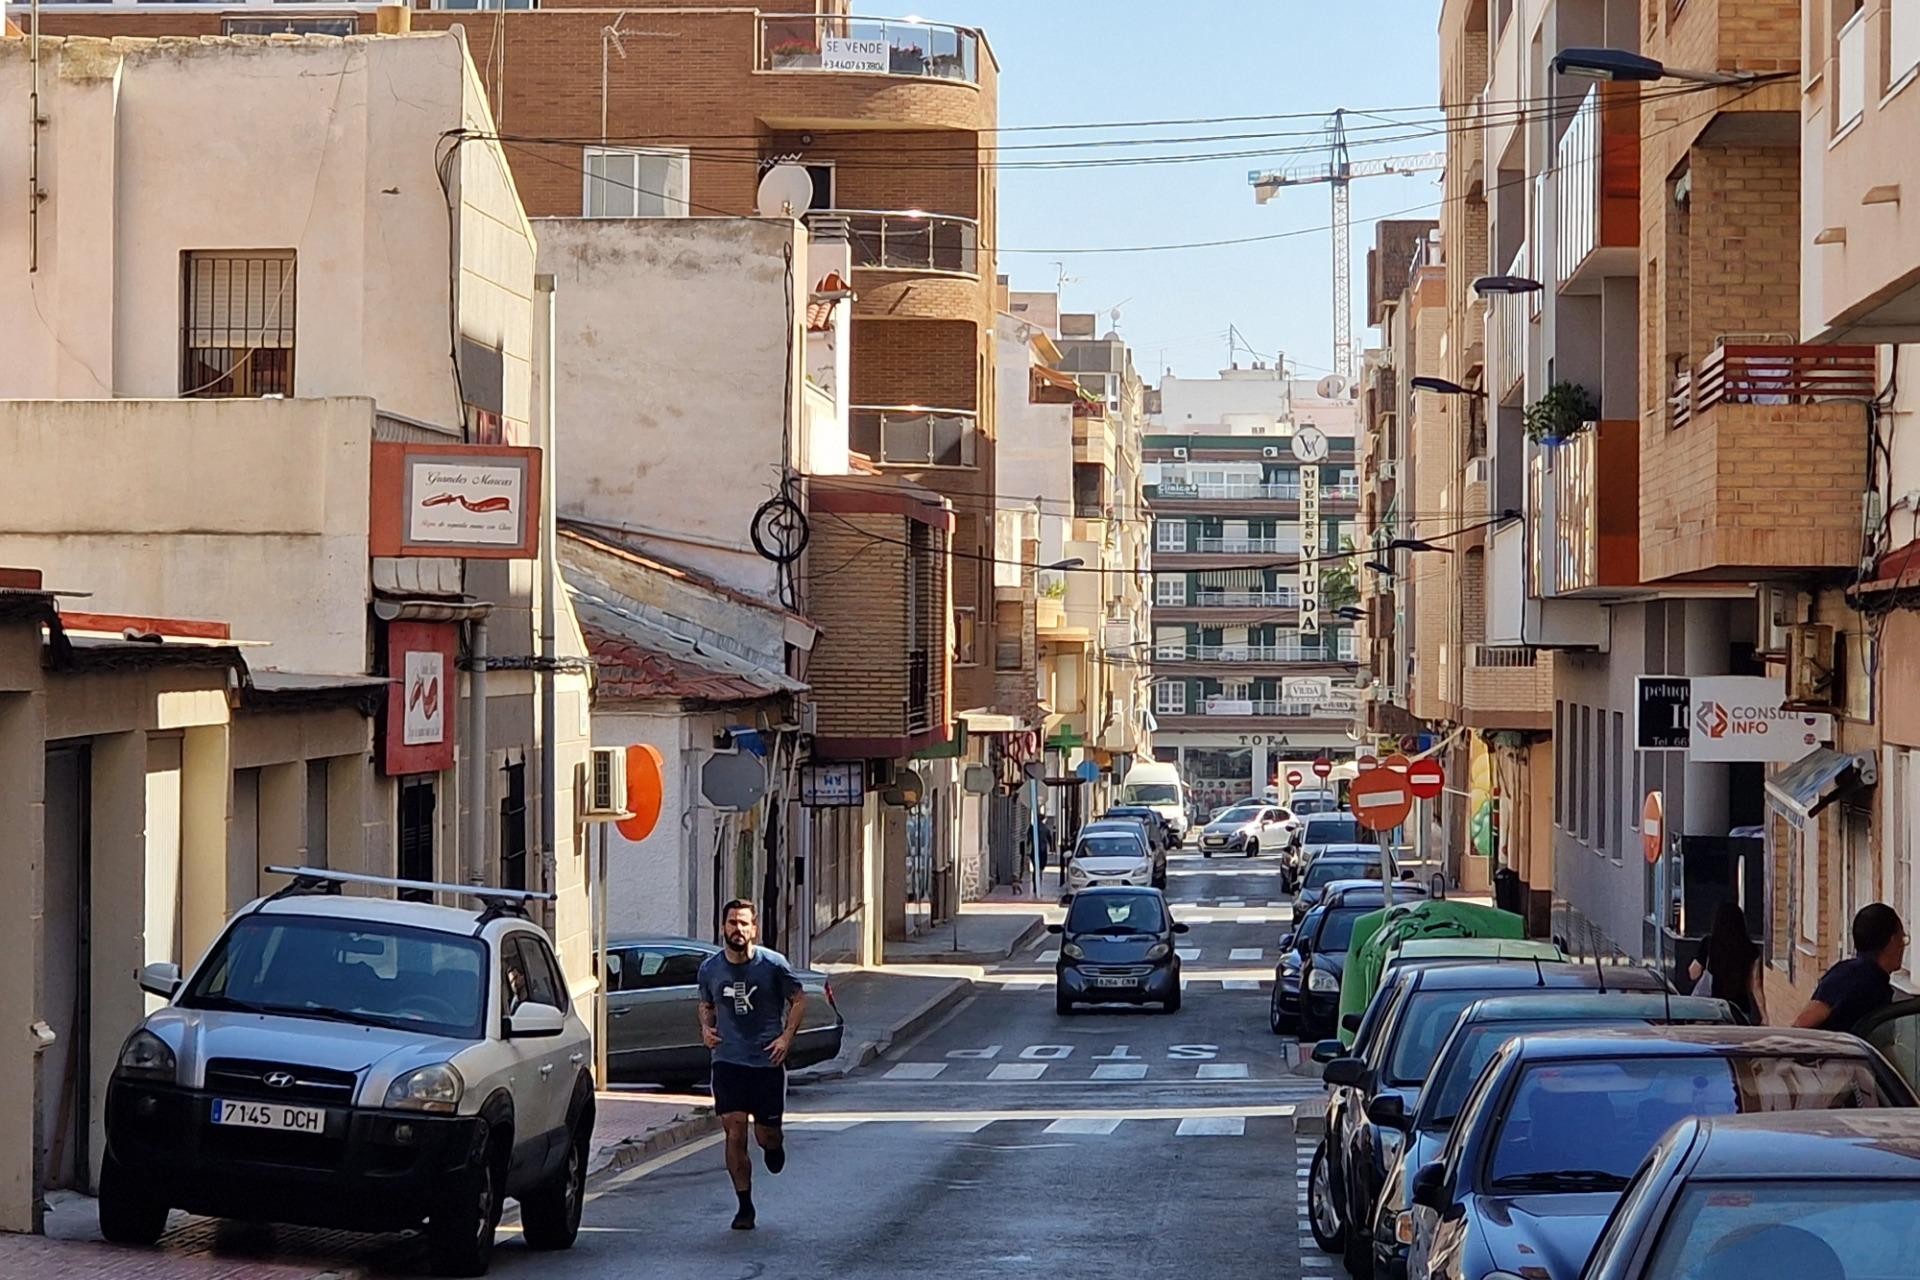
left=1689, top=901, right=1767, bottom=1023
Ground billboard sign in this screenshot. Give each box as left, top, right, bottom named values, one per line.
left=1687, top=676, right=1832, bottom=762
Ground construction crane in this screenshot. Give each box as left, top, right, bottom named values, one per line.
left=1250, top=109, right=1444, bottom=384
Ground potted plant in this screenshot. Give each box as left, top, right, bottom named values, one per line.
left=889, top=42, right=926, bottom=74
left=1523, top=381, right=1600, bottom=446
left=769, top=37, right=821, bottom=69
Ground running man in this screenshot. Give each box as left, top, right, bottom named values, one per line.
left=697, top=899, right=805, bottom=1230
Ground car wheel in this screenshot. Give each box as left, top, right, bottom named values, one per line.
left=519, top=1118, right=588, bottom=1251
left=1161, top=985, right=1182, bottom=1014
left=1308, top=1140, right=1346, bottom=1254
left=1268, top=986, right=1295, bottom=1036
left=1342, top=1169, right=1376, bottom=1279
left=428, top=1127, right=502, bottom=1277
left=98, top=1149, right=169, bottom=1246
left=1202, top=850, right=1213, bottom=859
left=1055, top=990, right=1074, bottom=1016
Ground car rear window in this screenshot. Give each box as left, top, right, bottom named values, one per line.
left=1305, top=859, right=1381, bottom=890
left=1314, top=907, right=1372, bottom=952
left=1306, top=817, right=1361, bottom=843
left=1384, top=990, right=1487, bottom=1084
left=1646, top=1180, right=1920, bottom=1277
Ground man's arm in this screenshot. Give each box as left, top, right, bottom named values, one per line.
left=698, top=998, right=721, bottom=1049
left=1791, top=998, right=1832, bottom=1030
left=768, top=985, right=807, bottom=1065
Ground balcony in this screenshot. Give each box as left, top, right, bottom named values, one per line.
left=1494, top=244, right=1529, bottom=403
left=1195, top=537, right=1291, bottom=554
left=808, top=210, right=980, bottom=277
left=1074, top=413, right=1116, bottom=470
left=906, top=648, right=932, bottom=733
left=1459, top=643, right=1553, bottom=731
left=1146, top=480, right=1359, bottom=512
left=850, top=405, right=978, bottom=468
left=1555, top=85, right=1639, bottom=292
left=1540, top=421, right=1640, bottom=596
left=1649, top=344, right=1875, bottom=581
left=1154, top=643, right=1356, bottom=666
left=759, top=15, right=983, bottom=84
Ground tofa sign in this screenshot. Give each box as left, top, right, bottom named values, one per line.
left=1687, top=676, right=1832, bottom=763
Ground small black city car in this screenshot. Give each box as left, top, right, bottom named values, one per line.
left=1051, top=886, right=1188, bottom=1015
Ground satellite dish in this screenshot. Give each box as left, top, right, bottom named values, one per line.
left=1315, top=375, right=1347, bottom=398
left=756, top=163, right=815, bottom=218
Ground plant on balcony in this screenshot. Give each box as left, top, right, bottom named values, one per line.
left=1039, top=577, right=1067, bottom=600
left=1322, top=536, right=1360, bottom=612
left=889, top=43, right=927, bottom=73
left=769, top=37, right=822, bottom=67
left=1522, top=381, right=1599, bottom=446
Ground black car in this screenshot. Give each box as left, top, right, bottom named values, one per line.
left=1102, top=805, right=1176, bottom=851
left=1273, top=880, right=1429, bottom=1041
left=1577, top=1111, right=1920, bottom=1280
left=1407, top=1026, right=1920, bottom=1280
left=1365, top=991, right=1738, bottom=1280
left=1050, top=886, right=1189, bottom=1015
left=1293, top=845, right=1408, bottom=916
left=1310, top=960, right=1670, bottom=1278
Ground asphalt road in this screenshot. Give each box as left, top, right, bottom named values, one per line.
left=490, top=851, right=1331, bottom=1280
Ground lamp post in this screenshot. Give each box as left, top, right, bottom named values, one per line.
left=1551, top=46, right=1760, bottom=85
left=1472, top=274, right=1544, bottom=297
left=1410, top=375, right=1480, bottom=397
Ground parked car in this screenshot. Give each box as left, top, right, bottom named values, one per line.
left=1197, top=803, right=1296, bottom=858
left=1406, top=1026, right=1919, bottom=1280
left=102, top=868, right=594, bottom=1276
left=602, top=936, right=842, bottom=1087
left=1102, top=804, right=1177, bottom=851
left=1279, top=880, right=1430, bottom=1041
left=1289, top=787, right=1343, bottom=817
left=1050, top=886, right=1189, bottom=1014
left=1294, top=845, right=1409, bottom=916
left=1365, top=991, right=1739, bottom=1279
left=1066, top=820, right=1164, bottom=891
left=1290, top=811, right=1366, bottom=889
left=1576, top=1111, right=1920, bottom=1280
left=1309, top=960, right=1670, bottom=1277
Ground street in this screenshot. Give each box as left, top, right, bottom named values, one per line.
left=489, top=851, right=1325, bottom=1280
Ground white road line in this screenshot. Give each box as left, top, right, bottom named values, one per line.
left=1236, top=915, right=1268, bottom=925
left=1043, top=1117, right=1124, bottom=1135
left=987, top=1063, right=1049, bottom=1081
left=1266, top=900, right=1287, bottom=908
left=1228, top=947, right=1263, bottom=961
left=790, top=1104, right=1296, bottom=1123
left=1222, top=978, right=1260, bottom=991
left=1197, top=1062, right=1250, bottom=1079
left=1175, top=1116, right=1247, bottom=1136
left=1003, top=979, right=1046, bottom=991
left=1037, top=949, right=1060, bottom=964
left=924, top=1118, right=996, bottom=1133
left=1175, top=947, right=1201, bottom=961
left=884, top=1062, right=948, bottom=1081
left=1218, top=899, right=1247, bottom=907
left=782, top=1119, right=865, bottom=1131
left=1090, top=1063, right=1149, bottom=1081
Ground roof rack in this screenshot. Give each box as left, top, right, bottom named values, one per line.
left=263, top=866, right=556, bottom=918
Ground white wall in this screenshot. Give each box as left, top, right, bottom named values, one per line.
left=994, top=314, right=1073, bottom=563
left=595, top=710, right=700, bottom=940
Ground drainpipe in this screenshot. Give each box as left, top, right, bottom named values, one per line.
left=28, top=0, right=45, bottom=272
left=467, top=615, right=489, bottom=884
left=535, top=273, right=558, bottom=900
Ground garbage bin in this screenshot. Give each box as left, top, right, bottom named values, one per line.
left=1492, top=865, right=1522, bottom=916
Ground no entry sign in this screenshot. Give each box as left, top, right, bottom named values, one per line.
left=1407, top=757, right=1444, bottom=800
left=1642, top=791, right=1665, bottom=865
left=1313, top=756, right=1332, bottom=779
left=1349, top=769, right=1413, bottom=833
left=1286, top=770, right=1303, bottom=787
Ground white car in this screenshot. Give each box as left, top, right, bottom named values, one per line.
left=1196, top=804, right=1298, bottom=857
left=1066, top=827, right=1160, bottom=891
left=101, top=868, right=594, bottom=1277
left=1286, top=810, right=1367, bottom=889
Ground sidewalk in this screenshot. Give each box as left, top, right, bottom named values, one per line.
left=793, top=966, right=974, bottom=1081
left=885, top=885, right=1054, bottom=965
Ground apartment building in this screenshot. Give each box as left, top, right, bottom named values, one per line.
left=1143, top=365, right=1362, bottom=813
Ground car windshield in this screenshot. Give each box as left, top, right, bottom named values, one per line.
left=1384, top=990, right=1489, bottom=1084
left=182, top=913, right=489, bottom=1039
left=1075, top=834, right=1142, bottom=858
left=1313, top=907, right=1373, bottom=952
left=1423, top=1018, right=1632, bottom=1126
left=1306, top=817, right=1361, bottom=843
left=1293, top=796, right=1338, bottom=815
left=1645, top=1179, right=1920, bottom=1278
left=1066, top=895, right=1166, bottom=935
left=1485, top=1056, right=1894, bottom=1191
left=1121, top=783, right=1178, bottom=805
left=1306, top=859, right=1380, bottom=890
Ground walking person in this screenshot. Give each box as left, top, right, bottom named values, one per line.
left=697, top=900, right=806, bottom=1230
left=1686, top=901, right=1767, bottom=1023
left=1793, top=903, right=1908, bottom=1032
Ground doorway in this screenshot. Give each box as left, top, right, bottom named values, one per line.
left=41, top=743, right=91, bottom=1194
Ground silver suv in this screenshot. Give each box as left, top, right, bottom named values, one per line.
left=101, top=868, right=594, bottom=1276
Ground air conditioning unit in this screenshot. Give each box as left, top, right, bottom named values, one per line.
left=1379, top=460, right=1399, bottom=482
left=585, top=746, right=630, bottom=817
left=1262, top=446, right=1280, bottom=458
left=1465, top=457, right=1491, bottom=486
left=1785, top=623, right=1837, bottom=708
left=1172, top=447, right=1189, bottom=459
left=1757, top=585, right=1798, bottom=655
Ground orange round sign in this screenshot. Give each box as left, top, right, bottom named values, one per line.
left=1382, top=752, right=1411, bottom=775
left=1349, top=768, right=1413, bottom=833
left=1641, top=791, right=1664, bottom=866
left=617, top=743, right=667, bottom=842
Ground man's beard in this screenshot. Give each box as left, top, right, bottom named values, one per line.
left=725, top=932, right=750, bottom=950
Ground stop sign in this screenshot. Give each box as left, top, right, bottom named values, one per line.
left=1407, top=757, right=1445, bottom=800
left=1286, top=770, right=1303, bottom=787
left=1312, top=757, right=1332, bottom=779
left=1349, top=768, right=1413, bottom=832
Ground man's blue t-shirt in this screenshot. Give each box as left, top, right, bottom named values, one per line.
left=697, top=946, right=803, bottom=1068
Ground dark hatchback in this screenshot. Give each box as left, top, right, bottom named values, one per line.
left=1407, top=1026, right=1920, bottom=1280
left=1272, top=880, right=1428, bottom=1041
left=1577, top=1111, right=1920, bottom=1280
left=1365, top=992, right=1737, bottom=1280
left=1051, top=887, right=1189, bottom=1015
left=1103, top=805, right=1177, bottom=850
left=1293, top=846, right=1404, bottom=916
left=1311, top=961, right=1670, bottom=1279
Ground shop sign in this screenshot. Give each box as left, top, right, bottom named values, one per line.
left=370, top=442, right=541, bottom=559
left=382, top=621, right=457, bottom=776
left=1687, top=676, right=1832, bottom=763
left=1298, top=465, right=1321, bottom=637
left=801, top=761, right=865, bottom=807
left=1635, top=676, right=1692, bottom=750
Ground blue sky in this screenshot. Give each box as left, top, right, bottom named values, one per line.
left=903, top=3, right=1441, bottom=381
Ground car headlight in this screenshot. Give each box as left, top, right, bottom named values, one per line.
left=1394, top=1210, right=1415, bottom=1245
left=117, top=1029, right=177, bottom=1082
left=384, top=1063, right=465, bottom=1114
left=1307, top=967, right=1340, bottom=993
left=1134, top=859, right=1154, bottom=876
left=1144, top=942, right=1170, bottom=960
left=1068, top=862, right=1088, bottom=880
left=1061, top=943, right=1084, bottom=960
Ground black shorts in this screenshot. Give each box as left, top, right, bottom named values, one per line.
left=710, top=1062, right=787, bottom=1124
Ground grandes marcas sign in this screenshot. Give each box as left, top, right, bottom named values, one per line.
left=369, top=442, right=543, bottom=559
left=1687, top=675, right=1833, bottom=763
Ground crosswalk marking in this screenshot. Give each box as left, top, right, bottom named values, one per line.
left=1237, top=915, right=1268, bottom=925
left=1175, top=947, right=1200, bottom=960
left=1222, top=978, right=1260, bottom=991
left=1043, top=1117, right=1124, bottom=1135
left=884, top=1062, right=948, bottom=1081
left=1228, top=947, right=1263, bottom=961
left=1196, top=1062, right=1250, bottom=1079
left=1175, top=1116, right=1246, bottom=1136
left=1090, top=1063, right=1149, bottom=1081
left=987, top=1063, right=1048, bottom=1081
left=925, top=1118, right=996, bottom=1133
left=1037, top=949, right=1060, bottom=963
left=1217, top=899, right=1246, bottom=907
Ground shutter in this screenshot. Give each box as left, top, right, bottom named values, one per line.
left=186, top=254, right=294, bottom=349
left=1198, top=569, right=1262, bottom=590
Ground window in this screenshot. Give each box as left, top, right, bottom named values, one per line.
left=1554, top=701, right=1566, bottom=827
left=1154, top=682, right=1188, bottom=715
left=1596, top=706, right=1609, bottom=854
left=397, top=776, right=436, bottom=900
left=618, top=947, right=704, bottom=992
left=305, top=760, right=329, bottom=869
left=993, top=601, right=1024, bottom=671
left=499, top=760, right=527, bottom=891
left=583, top=146, right=689, bottom=218
left=952, top=605, right=977, bottom=666
left=1156, top=520, right=1189, bottom=552
left=181, top=250, right=295, bottom=397
left=1155, top=576, right=1187, bottom=606
left=1612, top=711, right=1625, bottom=860
left=436, top=0, right=538, bottom=8
left=504, top=931, right=570, bottom=1012
left=1887, top=748, right=1917, bottom=984
left=223, top=17, right=357, bottom=36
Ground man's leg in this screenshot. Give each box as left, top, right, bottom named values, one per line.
left=751, top=1066, right=788, bottom=1174
left=721, top=1114, right=755, bottom=1228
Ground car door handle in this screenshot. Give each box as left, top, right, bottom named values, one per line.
left=539, top=1063, right=555, bottom=1078
left=570, top=1053, right=586, bottom=1066
left=610, top=1007, right=633, bottom=1017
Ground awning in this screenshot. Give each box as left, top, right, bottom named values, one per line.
left=1764, top=747, right=1877, bottom=825
left=958, top=709, right=1034, bottom=735
left=1032, top=364, right=1079, bottom=394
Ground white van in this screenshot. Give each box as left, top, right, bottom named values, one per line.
left=1118, top=760, right=1190, bottom=843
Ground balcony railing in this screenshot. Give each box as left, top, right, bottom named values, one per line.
left=1196, top=698, right=1325, bottom=717
left=1495, top=244, right=1528, bottom=398
left=1152, top=481, right=1358, bottom=502
left=759, top=15, right=982, bottom=84
left=1157, top=643, right=1351, bottom=663
left=1194, top=536, right=1293, bottom=554
left=1555, top=84, right=1639, bottom=286
left=851, top=405, right=978, bottom=467
left=906, top=648, right=932, bottom=732
left=1545, top=421, right=1640, bottom=594
left=1470, top=645, right=1537, bottom=669
left=1668, top=344, right=1877, bottom=429
left=809, top=209, right=980, bottom=276
left=1178, top=590, right=1300, bottom=609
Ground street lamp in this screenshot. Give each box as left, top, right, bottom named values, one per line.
left=1043, top=557, right=1085, bottom=571
left=1473, top=274, right=1544, bottom=297
left=1551, top=46, right=1759, bottom=86
left=1410, top=375, right=1480, bottom=397
left=1364, top=560, right=1397, bottom=576
left=1389, top=538, right=1454, bottom=555
left=1335, top=606, right=1366, bottom=622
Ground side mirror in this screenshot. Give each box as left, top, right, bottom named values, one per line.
left=1400, top=869, right=1416, bottom=881
left=1366, top=1094, right=1410, bottom=1130
left=1172, top=921, right=1191, bottom=934
left=1278, top=933, right=1296, bottom=951
left=1311, top=1038, right=1346, bottom=1064
left=1046, top=922, right=1064, bottom=934
left=505, top=1001, right=567, bottom=1039
left=1411, top=1161, right=1450, bottom=1213
left=136, top=962, right=182, bottom=1000
left=1321, top=1056, right=1369, bottom=1088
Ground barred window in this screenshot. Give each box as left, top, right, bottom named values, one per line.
left=181, top=251, right=295, bottom=398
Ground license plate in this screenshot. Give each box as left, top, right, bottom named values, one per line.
left=1094, top=977, right=1137, bottom=988
left=210, top=1099, right=326, bottom=1134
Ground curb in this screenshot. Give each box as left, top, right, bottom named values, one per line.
left=893, top=915, right=1050, bottom=967
left=792, top=976, right=975, bottom=1083
left=586, top=1111, right=723, bottom=1184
